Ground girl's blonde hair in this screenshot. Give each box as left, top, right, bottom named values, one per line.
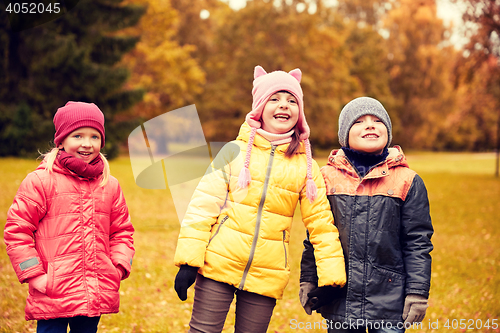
left=41, top=148, right=110, bottom=187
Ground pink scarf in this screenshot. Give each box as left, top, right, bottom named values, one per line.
left=58, top=150, right=104, bottom=179
left=256, top=128, right=294, bottom=145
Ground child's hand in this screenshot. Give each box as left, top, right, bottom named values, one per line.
left=116, top=265, right=126, bottom=280
left=174, top=265, right=199, bottom=301
left=299, top=282, right=317, bottom=315
left=307, top=285, right=341, bottom=311
left=29, top=274, right=48, bottom=294
left=402, top=294, right=428, bottom=324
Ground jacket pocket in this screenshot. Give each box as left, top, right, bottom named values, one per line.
left=208, top=215, right=229, bottom=246
left=111, top=265, right=122, bottom=291
left=365, top=266, right=406, bottom=319
left=45, top=262, right=55, bottom=298
left=28, top=274, right=48, bottom=296
left=373, top=265, right=406, bottom=280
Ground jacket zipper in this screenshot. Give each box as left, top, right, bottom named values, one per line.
left=283, top=230, right=288, bottom=268
left=208, top=215, right=229, bottom=246
left=238, top=145, right=277, bottom=290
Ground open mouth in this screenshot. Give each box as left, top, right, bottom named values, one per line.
left=362, top=134, right=379, bottom=139
left=273, top=113, right=290, bottom=120
left=78, top=151, right=93, bottom=157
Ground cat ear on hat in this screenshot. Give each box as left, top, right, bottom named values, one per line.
left=288, top=68, right=302, bottom=83
left=254, top=66, right=267, bottom=79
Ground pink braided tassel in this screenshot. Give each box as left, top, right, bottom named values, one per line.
left=304, top=139, right=317, bottom=203
left=306, top=179, right=317, bottom=203
left=238, top=167, right=251, bottom=188
left=238, top=127, right=257, bottom=189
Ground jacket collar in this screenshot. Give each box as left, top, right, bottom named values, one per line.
left=327, top=145, right=409, bottom=178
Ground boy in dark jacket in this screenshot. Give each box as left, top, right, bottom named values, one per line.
left=299, top=97, right=433, bottom=333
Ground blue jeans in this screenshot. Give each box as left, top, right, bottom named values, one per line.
left=327, top=321, right=405, bottom=333
left=37, top=316, right=101, bottom=333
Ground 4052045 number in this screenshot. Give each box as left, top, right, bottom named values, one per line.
left=5, top=2, right=61, bottom=14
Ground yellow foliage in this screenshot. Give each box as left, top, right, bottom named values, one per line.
left=120, top=0, right=206, bottom=119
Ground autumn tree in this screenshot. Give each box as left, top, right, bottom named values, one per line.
left=344, top=23, right=395, bottom=113
left=0, top=0, right=145, bottom=158
left=120, top=0, right=206, bottom=122
left=168, top=0, right=226, bottom=60
left=451, top=0, right=500, bottom=173
left=197, top=0, right=396, bottom=148
left=384, top=0, right=457, bottom=149
left=335, top=0, right=398, bottom=27
left=441, top=57, right=498, bottom=150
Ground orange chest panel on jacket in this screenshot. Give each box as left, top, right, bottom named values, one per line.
left=321, top=164, right=416, bottom=201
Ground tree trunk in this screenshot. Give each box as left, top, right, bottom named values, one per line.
left=496, top=110, right=500, bottom=177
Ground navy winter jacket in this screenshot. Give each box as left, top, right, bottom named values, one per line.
left=300, top=147, right=433, bottom=324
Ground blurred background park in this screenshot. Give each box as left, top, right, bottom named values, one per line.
left=0, top=0, right=500, bottom=158
left=1, top=0, right=500, bottom=332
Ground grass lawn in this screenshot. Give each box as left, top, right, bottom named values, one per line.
left=1, top=152, right=499, bottom=332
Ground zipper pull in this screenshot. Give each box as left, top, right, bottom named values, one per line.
left=271, top=145, right=276, bottom=156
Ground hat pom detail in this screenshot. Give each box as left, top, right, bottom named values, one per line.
left=306, top=178, right=317, bottom=203
left=288, top=68, right=302, bottom=82
left=254, top=66, right=268, bottom=79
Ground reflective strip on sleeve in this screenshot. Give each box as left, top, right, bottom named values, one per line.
left=19, top=257, right=40, bottom=271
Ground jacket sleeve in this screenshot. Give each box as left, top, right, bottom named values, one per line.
left=173, top=143, right=236, bottom=268
left=299, top=160, right=346, bottom=288
left=401, top=174, right=434, bottom=298
left=4, top=172, right=47, bottom=284
left=300, top=230, right=319, bottom=284
left=109, top=181, right=135, bottom=280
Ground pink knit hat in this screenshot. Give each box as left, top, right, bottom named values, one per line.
left=53, top=101, right=105, bottom=147
left=246, top=65, right=310, bottom=140
left=239, top=66, right=317, bottom=202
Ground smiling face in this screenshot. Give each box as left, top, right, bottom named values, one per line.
left=58, top=127, right=102, bottom=163
left=260, top=91, right=300, bottom=134
left=348, top=114, right=388, bottom=154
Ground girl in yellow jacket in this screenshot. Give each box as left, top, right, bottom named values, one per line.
left=173, top=65, right=346, bottom=333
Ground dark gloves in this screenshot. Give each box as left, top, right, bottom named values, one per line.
left=299, top=282, right=317, bottom=315
left=307, top=285, right=339, bottom=311
left=403, top=294, right=428, bottom=324
left=174, top=265, right=199, bottom=301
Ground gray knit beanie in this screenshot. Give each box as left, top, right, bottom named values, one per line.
left=338, top=97, right=392, bottom=148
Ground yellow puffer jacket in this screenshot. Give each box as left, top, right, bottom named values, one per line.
left=174, top=122, right=346, bottom=299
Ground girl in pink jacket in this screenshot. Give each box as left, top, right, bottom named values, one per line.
left=4, top=101, right=135, bottom=333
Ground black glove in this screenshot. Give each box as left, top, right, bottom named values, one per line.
left=299, top=282, right=317, bottom=315
left=307, top=285, right=339, bottom=311
left=174, top=265, right=199, bottom=301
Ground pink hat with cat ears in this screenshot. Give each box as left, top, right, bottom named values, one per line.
left=239, top=66, right=317, bottom=203
left=246, top=65, right=310, bottom=140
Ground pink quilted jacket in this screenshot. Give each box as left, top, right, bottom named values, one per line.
left=4, top=158, right=134, bottom=320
